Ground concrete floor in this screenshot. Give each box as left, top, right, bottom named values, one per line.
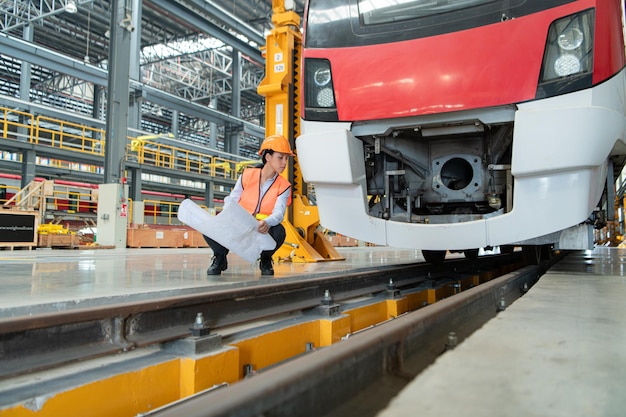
left=0, top=246, right=428, bottom=317
left=377, top=246, right=626, bottom=417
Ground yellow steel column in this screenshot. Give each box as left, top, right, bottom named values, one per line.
left=257, top=0, right=344, bottom=262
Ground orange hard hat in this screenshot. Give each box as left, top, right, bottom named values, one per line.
left=258, top=134, right=295, bottom=156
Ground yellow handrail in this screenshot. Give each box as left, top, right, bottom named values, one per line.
left=0, top=107, right=35, bottom=142
left=129, top=141, right=239, bottom=180
left=0, top=183, right=20, bottom=205
left=35, top=115, right=105, bottom=155
left=142, top=199, right=212, bottom=225
left=0, top=105, right=251, bottom=182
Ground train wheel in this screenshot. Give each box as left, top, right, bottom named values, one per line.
left=463, top=249, right=479, bottom=259
left=522, top=246, right=541, bottom=264
left=523, top=244, right=553, bottom=264
left=422, top=250, right=446, bottom=264
left=541, top=244, right=553, bottom=260
left=500, top=245, right=515, bottom=254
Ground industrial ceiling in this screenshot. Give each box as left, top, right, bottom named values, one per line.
left=0, top=0, right=306, bottom=136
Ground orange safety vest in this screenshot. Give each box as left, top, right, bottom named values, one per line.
left=238, top=168, right=292, bottom=217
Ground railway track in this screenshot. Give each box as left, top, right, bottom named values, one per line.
left=0, top=251, right=563, bottom=416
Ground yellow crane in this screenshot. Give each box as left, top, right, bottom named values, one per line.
left=257, top=0, right=344, bottom=262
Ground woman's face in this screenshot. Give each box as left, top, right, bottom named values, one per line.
left=266, top=152, right=290, bottom=174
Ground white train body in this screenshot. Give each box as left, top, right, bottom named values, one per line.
left=296, top=0, right=626, bottom=252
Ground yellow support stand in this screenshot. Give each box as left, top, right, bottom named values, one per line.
left=278, top=195, right=344, bottom=262
left=257, top=0, right=344, bottom=263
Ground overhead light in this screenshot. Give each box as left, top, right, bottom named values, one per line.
left=65, top=0, right=77, bottom=14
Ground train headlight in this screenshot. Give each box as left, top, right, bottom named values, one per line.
left=317, top=88, right=335, bottom=107
left=304, top=58, right=338, bottom=121
left=554, top=54, right=581, bottom=77
left=557, top=27, right=583, bottom=51
left=314, top=68, right=331, bottom=87
left=536, top=9, right=594, bottom=99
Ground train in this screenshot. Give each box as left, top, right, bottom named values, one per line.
left=296, top=0, right=626, bottom=262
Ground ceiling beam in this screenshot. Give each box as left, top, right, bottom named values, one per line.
left=0, top=32, right=265, bottom=142
left=188, top=0, right=266, bottom=47
left=0, top=32, right=106, bottom=86
left=149, top=0, right=264, bottom=66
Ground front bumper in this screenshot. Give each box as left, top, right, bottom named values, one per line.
left=296, top=73, right=626, bottom=250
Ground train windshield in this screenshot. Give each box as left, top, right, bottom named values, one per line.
left=305, top=0, right=576, bottom=48
left=359, top=0, right=496, bottom=25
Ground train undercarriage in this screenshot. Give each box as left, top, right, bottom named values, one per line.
left=360, top=116, right=513, bottom=226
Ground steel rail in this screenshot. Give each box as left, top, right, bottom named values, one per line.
left=0, top=253, right=527, bottom=380
left=145, top=255, right=561, bottom=417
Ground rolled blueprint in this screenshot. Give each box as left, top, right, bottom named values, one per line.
left=177, top=199, right=276, bottom=263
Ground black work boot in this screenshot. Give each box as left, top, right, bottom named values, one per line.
left=207, top=254, right=227, bottom=275
left=259, top=254, right=274, bottom=276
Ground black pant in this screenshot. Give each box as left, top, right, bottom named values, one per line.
left=203, top=223, right=286, bottom=258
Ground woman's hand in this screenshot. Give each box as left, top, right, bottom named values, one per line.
left=257, top=220, right=269, bottom=234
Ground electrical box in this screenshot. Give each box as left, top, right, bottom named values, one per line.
left=96, top=183, right=129, bottom=248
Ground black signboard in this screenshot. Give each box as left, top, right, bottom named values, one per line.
left=0, top=213, right=37, bottom=243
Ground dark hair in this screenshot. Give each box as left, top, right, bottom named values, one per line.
left=261, top=149, right=274, bottom=166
